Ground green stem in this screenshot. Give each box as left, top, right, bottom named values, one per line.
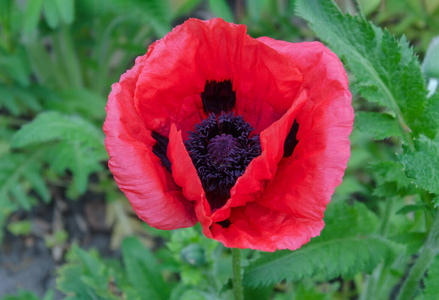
left=231, top=248, right=243, bottom=300
left=360, top=198, right=394, bottom=300
left=396, top=209, right=439, bottom=300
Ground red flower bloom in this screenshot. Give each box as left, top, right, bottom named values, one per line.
left=104, top=18, right=353, bottom=252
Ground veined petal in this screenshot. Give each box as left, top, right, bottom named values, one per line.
left=104, top=56, right=197, bottom=230
left=207, top=40, right=353, bottom=249
left=133, top=18, right=302, bottom=140
left=211, top=90, right=308, bottom=222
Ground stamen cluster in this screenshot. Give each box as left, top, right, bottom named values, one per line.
left=185, top=113, right=261, bottom=210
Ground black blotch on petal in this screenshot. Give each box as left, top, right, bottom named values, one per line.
left=151, top=131, right=172, bottom=173
left=283, top=120, right=299, bottom=158
left=201, top=80, right=236, bottom=115
left=216, top=219, right=231, bottom=228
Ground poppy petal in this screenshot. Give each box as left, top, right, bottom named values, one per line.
left=133, top=18, right=302, bottom=140
left=255, top=40, right=354, bottom=219
left=104, top=56, right=197, bottom=230
left=207, top=40, right=353, bottom=249
left=210, top=202, right=324, bottom=251
left=167, top=123, right=215, bottom=234
left=210, top=90, right=308, bottom=222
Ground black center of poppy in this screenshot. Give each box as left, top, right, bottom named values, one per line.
left=185, top=113, right=261, bottom=211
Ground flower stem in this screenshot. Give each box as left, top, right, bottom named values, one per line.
left=231, top=248, right=243, bottom=300
left=396, top=209, right=439, bottom=300
left=360, top=198, right=394, bottom=300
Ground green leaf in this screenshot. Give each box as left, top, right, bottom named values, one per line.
left=11, top=112, right=106, bottom=195
left=45, top=88, right=107, bottom=120
left=208, top=0, right=234, bottom=22
left=422, top=36, right=439, bottom=79
left=370, top=161, right=413, bottom=191
left=121, top=237, right=169, bottom=300
left=0, top=85, right=19, bottom=115
left=295, top=0, right=428, bottom=139
left=400, top=135, right=439, bottom=195
left=0, top=52, right=30, bottom=86
left=358, top=0, right=380, bottom=15
left=355, top=112, right=402, bottom=139
left=169, top=0, right=203, bottom=18
left=23, top=0, right=44, bottom=33
left=108, top=0, right=172, bottom=37
left=424, top=254, right=439, bottom=299
left=43, top=0, right=60, bottom=28
left=45, top=140, right=105, bottom=194
left=396, top=204, right=433, bottom=216
left=243, top=202, right=401, bottom=286
left=11, top=111, right=103, bottom=149
left=57, top=245, right=124, bottom=300
left=1, top=289, right=41, bottom=300
left=0, top=0, right=12, bottom=30
left=418, top=94, right=439, bottom=138
left=7, top=220, right=32, bottom=236
left=0, top=152, right=46, bottom=212
left=54, top=0, right=74, bottom=24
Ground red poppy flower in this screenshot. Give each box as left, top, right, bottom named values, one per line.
left=104, top=18, right=353, bottom=252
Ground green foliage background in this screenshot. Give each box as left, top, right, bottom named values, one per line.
left=1, top=0, right=439, bottom=299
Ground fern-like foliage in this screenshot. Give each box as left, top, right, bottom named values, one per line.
left=296, top=0, right=436, bottom=140
left=243, top=202, right=402, bottom=286
left=11, top=111, right=107, bottom=195
left=0, top=151, right=50, bottom=241
left=57, top=237, right=169, bottom=300
left=0, top=151, right=50, bottom=211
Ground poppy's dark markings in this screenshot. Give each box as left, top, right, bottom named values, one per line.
left=216, top=219, right=231, bottom=228
left=201, top=80, right=236, bottom=115
left=283, top=120, right=299, bottom=157
left=185, top=113, right=261, bottom=211
left=151, top=131, right=172, bottom=173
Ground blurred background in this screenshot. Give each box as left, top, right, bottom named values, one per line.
left=1, top=0, right=439, bottom=299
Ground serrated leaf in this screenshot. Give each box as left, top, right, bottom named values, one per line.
left=424, top=254, right=439, bottom=300
left=11, top=111, right=104, bottom=149
left=45, top=140, right=105, bottom=194
left=0, top=152, right=46, bottom=212
left=11, top=112, right=105, bottom=196
left=57, top=245, right=122, bottom=300
left=243, top=202, right=401, bottom=286
left=23, top=168, right=50, bottom=202
left=370, top=161, right=413, bottom=190
left=122, top=237, right=169, bottom=300
left=418, top=94, right=439, bottom=138
left=296, top=0, right=428, bottom=138
left=400, top=135, right=439, bottom=194
left=355, top=112, right=402, bottom=139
